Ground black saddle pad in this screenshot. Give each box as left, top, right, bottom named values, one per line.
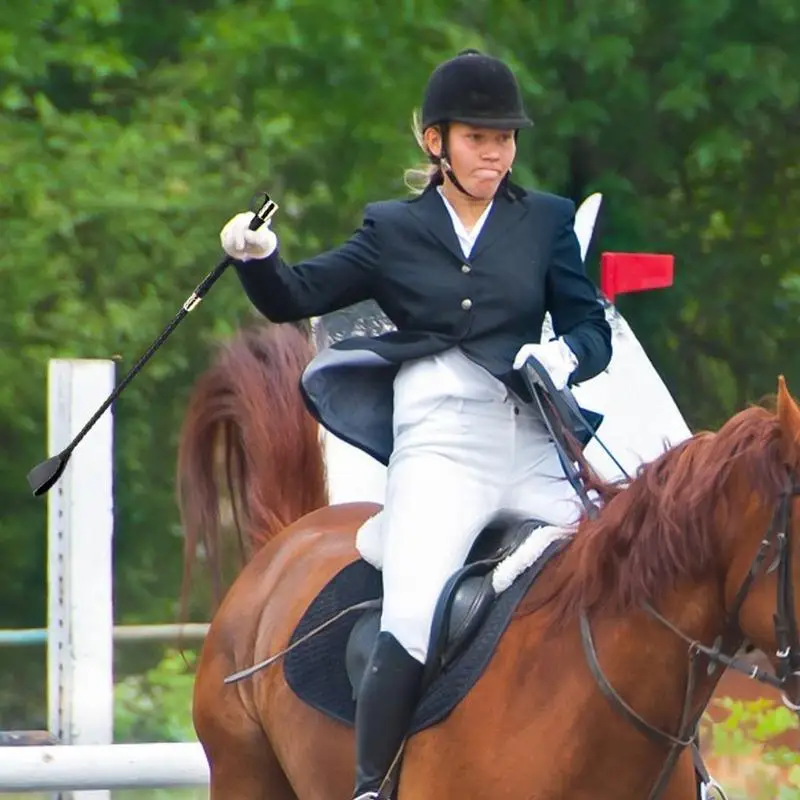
left=283, top=538, right=568, bottom=734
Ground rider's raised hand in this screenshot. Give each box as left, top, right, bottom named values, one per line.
left=220, top=211, right=278, bottom=262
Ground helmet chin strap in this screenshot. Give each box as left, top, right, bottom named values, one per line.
left=439, top=141, right=481, bottom=199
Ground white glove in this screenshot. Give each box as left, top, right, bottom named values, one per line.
left=513, top=338, right=578, bottom=391
left=219, top=211, right=278, bottom=262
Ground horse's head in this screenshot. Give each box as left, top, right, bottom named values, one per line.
left=727, top=376, right=800, bottom=711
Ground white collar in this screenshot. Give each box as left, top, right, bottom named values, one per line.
left=436, top=186, right=493, bottom=258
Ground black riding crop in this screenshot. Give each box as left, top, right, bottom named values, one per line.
left=26, top=193, right=278, bottom=497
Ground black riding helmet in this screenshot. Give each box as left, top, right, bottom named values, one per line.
left=420, top=49, right=532, bottom=198
left=422, top=49, right=533, bottom=131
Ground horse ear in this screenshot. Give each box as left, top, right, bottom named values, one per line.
left=777, top=375, right=800, bottom=451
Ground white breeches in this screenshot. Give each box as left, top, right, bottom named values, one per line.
left=377, top=394, right=583, bottom=664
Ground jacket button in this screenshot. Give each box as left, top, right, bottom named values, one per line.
left=461, top=264, right=471, bottom=273
left=461, top=298, right=473, bottom=310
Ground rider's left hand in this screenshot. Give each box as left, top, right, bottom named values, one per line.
left=512, top=338, right=578, bottom=391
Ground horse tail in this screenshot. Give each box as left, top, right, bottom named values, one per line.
left=176, top=320, right=327, bottom=612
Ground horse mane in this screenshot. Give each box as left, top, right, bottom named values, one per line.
left=534, top=402, right=788, bottom=629
left=176, top=320, right=327, bottom=611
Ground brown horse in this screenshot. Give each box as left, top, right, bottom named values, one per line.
left=178, top=322, right=800, bottom=800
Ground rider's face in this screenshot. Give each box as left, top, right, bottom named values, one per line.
left=426, top=123, right=516, bottom=201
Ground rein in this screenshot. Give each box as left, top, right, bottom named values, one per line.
left=581, top=480, right=800, bottom=800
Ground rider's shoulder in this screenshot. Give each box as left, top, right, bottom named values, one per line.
left=359, top=198, right=409, bottom=225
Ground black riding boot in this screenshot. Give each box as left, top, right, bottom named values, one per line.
left=352, top=631, right=425, bottom=799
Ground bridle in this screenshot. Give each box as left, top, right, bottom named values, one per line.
left=581, top=477, right=800, bottom=800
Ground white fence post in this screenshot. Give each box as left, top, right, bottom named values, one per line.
left=47, top=359, right=115, bottom=800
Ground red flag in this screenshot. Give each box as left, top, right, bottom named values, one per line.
left=600, top=252, right=674, bottom=303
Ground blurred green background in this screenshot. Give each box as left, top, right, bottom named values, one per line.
left=1, top=0, right=799, bottom=797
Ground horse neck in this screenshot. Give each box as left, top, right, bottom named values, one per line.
left=579, top=493, right=767, bottom=743
left=590, top=581, right=727, bottom=723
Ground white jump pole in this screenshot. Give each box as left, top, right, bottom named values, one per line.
left=46, top=359, right=115, bottom=800
left=0, top=742, right=208, bottom=792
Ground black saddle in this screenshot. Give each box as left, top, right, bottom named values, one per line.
left=283, top=512, right=567, bottom=734
left=345, top=511, right=538, bottom=698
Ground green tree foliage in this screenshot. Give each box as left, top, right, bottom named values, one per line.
left=703, top=697, right=800, bottom=798
left=0, top=0, right=797, bottom=725
left=114, top=649, right=197, bottom=743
